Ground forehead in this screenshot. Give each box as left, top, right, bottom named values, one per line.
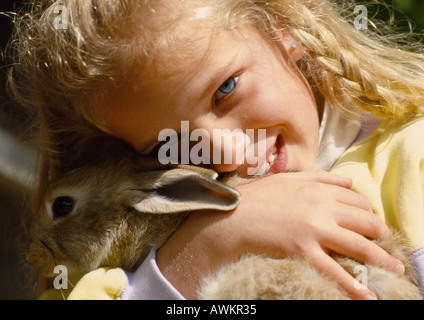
left=130, top=0, right=266, bottom=82
left=120, top=27, right=268, bottom=122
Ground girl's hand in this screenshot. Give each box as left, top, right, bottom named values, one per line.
left=156, top=171, right=404, bottom=300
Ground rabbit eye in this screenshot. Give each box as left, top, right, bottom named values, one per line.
left=52, top=196, right=74, bottom=219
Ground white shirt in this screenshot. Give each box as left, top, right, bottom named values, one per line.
left=121, top=248, right=185, bottom=300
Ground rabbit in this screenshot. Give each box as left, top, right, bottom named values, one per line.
left=26, top=152, right=422, bottom=299
left=26, top=155, right=241, bottom=278
left=198, top=233, right=422, bottom=300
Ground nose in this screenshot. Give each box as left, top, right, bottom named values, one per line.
left=208, top=128, right=250, bottom=173
left=193, top=114, right=266, bottom=174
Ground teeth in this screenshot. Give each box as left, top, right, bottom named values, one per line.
left=268, top=154, right=276, bottom=164
left=255, top=161, right=270, bottom=175
left=254, top=152, right=277, bottom=175
left=265, top=162, right=270, bottom=173
left=268, top=152, right=277, bottom=167
left=254, top=137, right=280, bottom=175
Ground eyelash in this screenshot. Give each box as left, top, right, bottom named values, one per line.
left=214, top=76, right=239, bottom=105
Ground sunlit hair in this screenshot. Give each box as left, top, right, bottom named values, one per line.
left=7, top=0, right=424, bottom=208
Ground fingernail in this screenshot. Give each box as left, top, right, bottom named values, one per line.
left=365, top=293, right=378, bottom=300
left=396, top=263, right=405, bottom=275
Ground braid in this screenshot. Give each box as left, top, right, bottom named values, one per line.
left=263, top=0, right=424, bottom=120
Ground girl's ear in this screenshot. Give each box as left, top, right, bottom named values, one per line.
left=128, top=168, right=241, bottom=214
left=276, top=29, right=306, bottom=62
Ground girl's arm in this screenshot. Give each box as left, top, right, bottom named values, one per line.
left=157, top=171, right=404, bottom=300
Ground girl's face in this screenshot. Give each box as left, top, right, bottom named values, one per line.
left=104, top=27, right=320, bottom=176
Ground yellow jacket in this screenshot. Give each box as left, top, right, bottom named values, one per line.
left=331, top=117, right=424, bottom=292
left=331, top=118, right=424, bottom=252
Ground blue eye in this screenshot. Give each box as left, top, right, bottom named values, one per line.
left=214, top=76, right=239, bottom=103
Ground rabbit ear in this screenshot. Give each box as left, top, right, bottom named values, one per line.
left=130, top=169, right=241, bottom=214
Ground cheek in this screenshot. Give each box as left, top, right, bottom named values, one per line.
left=237, top=83, right=286, bottom=125
left=287, top=115, right=320, bottom=170
left=103, top=102, right=141, bottom=147
left=288, top=107, right=320, bottom=155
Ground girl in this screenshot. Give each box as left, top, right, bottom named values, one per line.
left=9, top=0, right=424, bottom=299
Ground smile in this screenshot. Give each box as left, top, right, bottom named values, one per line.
left=254, top=135, right=288, bottom=175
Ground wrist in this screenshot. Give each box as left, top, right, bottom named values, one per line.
left=156, top=208, right=239, bottom=299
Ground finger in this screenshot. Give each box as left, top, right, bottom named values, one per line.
left=322, top=227, right=404, bottom=276
left=308, top=248, right=378, bottom=300
left=331, top=186, right=373, bottom=212
left=284, top=170, right=353, bottom=188
left=335, top=205, right=392, bottom=241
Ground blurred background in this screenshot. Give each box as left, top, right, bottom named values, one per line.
left=356, top=0, right=424, bottom=37
left=0, top=0, right=423, bottom=300
left=0, top=0, right=36, bottom=300
left=389, top=0, right=424, bottom=30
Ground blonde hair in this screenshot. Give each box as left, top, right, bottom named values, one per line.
left=8, top=0, right=424, bottom=208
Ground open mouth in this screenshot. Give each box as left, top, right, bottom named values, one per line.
left=253, top=135, right=288, bottom=175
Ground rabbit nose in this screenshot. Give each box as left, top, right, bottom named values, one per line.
left=52, top=196, right=75, bottom=219
left=26, top=240, right=57, bottom=277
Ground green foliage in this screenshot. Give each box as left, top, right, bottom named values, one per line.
left=390, top=0, right=424, bottom=32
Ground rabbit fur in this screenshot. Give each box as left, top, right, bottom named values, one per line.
left=26, top=152, right=422, bottom=300
left=198, top=233, right=421, bottom=300
left=26, top=155, right=240, bottom=277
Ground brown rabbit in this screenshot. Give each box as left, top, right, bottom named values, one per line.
left=26, top=154, right=422, bottom=299
left=198, top=233, right=422, bottom=300
left=26, top=155, right=240, bottom=278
